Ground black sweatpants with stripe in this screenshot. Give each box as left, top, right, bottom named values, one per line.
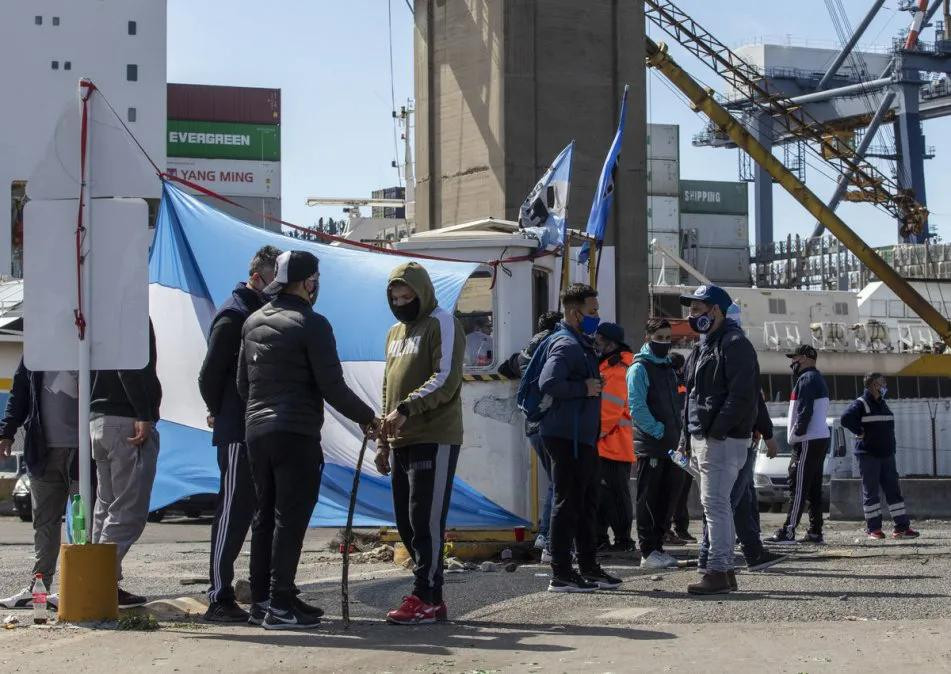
left=781, top=437, right=829, bottom=537
left=207, top=442, right=257, bottom=603
left=391, top=444, right=460, bottom=605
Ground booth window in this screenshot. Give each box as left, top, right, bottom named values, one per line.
left=456, top=269, right=495, bottom=370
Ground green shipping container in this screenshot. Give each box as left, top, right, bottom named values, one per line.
left=167, top=120, right=280, bottom=161
left=680, top=179, right=748, bottom=215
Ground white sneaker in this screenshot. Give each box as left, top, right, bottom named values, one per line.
left=659, top=552, right=680, bottom=568
left=541, top=548, right=553, bottom=563
left=0, top=586, right=33, bottom=609
left=534, top=534, right=547, bottom=550
left=640, top=551, right=670, bottom=569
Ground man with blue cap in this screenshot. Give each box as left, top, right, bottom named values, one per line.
left=678, top=285, right=760, bottom=595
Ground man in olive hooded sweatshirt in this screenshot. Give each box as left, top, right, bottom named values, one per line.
left=376, top=262, right=466, bottom=625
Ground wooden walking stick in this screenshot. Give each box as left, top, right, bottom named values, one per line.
left=342, top=431, right=371, bottom=628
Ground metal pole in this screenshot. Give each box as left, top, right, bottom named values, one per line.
left=817, top=0, right=888, bottom=91
left=808, top=89, right=896, bottom=240
left=930, top=403, right=938, bottom=477
left=788, top=77, right=893, bottom=106
left=78, top=80, right=93, bottom=540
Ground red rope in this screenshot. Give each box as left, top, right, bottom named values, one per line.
left=74, top=79, right=97, bottom=340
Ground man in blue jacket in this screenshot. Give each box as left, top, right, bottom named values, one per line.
left=539, top=283, right=621, bottom=593
left=769, top=345, right=831, bottom=544
left=840, top=373, right=920, bottom=540
left=0, top=364, right=79, bottom=610
left=679, top=285, right=759, bottom=595
left=198, top=244, right=281, bottom=623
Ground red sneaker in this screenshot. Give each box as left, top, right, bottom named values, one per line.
left=435, top=601, right=448, bottom=622
left=892, top=527, right=920, bottom=539
left=867, top=530, right=886, bottom=540
left=386, top=595, right=438, bottom=625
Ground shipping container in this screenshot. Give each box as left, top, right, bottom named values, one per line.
left=647, top=158, right=678, bottom=197
left=168, top=120, right=280, bottom=161
left=166, top=158, right=281, bottom=198
left=648, top=231, right=681, bottom=286
left=167, top=83, right=281, bottom=124
left=647, top=195, right=679, bottom=233
left=680, top=179, right=748, bottom=215
left=647, top=123, right=678, bottom=161
left=683, top=246, right=751, bottom=286
left=680, top=213, right=749, bottom=250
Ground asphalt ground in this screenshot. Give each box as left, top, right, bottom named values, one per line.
left=1, top=513, right=949, bottom=672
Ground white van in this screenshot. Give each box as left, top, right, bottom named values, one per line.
left=753, top=417, right=852, bottom=511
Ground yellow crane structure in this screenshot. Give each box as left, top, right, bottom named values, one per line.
left=644, top=36, right=951, bottom=348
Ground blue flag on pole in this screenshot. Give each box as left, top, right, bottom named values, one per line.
left=579, top=85, right=629, bottom=264
left=518, top=141, right=574, bottom=249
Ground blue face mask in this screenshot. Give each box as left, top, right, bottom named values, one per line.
left=581, top=314, right=601, bottom=335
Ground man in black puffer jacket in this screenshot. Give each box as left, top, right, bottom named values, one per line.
left=237, top=250, right=379, bottom=630
left=198, top=245, right=280, bottom=623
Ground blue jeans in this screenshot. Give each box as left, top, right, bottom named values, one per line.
left=694, top=435, right=748, bottom=572
left=529, top=433, right=554, bottom=539
left=699, top=442, right=763, bottom=567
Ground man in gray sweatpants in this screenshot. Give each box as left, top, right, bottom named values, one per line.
left=90, top=321, right=162, bottom=608
left=0, top=363, right=80, bottom=610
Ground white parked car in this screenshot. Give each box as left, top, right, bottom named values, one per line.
left=753, top=417, right=852, bottom=511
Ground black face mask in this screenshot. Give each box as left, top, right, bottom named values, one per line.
left=790, top=361, right=801, bottom=376
left=392, top=297, right=420, bottom=323
left=649, top=341, right=671, bottom=358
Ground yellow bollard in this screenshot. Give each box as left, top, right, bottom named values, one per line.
left=57, top=543, right=118, bottom=622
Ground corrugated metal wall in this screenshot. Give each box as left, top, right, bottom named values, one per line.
left=766, top=399, right=951, bottom=476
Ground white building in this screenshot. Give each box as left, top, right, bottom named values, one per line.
left=0, top=0, right=167, bottom=276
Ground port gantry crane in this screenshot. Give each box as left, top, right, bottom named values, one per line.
left=642, top=0, right=951, bottom=347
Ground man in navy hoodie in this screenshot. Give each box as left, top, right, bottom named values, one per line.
left=198, top=245, right=281, bottom=622
left=539, top=283, right=621, bottom=593
left=840, top=373, right=920, bottom=540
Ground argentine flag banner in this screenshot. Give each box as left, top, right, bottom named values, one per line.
left=518, top=141, right=574, bottom=249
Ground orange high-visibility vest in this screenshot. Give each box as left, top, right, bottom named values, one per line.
left=598, top=350, right=635, bottom=463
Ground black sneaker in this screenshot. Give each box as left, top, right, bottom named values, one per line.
left=747, top=550, right=786, bottom=572
left=204, top=600, right=249, bottom=623
left=766, top=528, right=797, bottom=545
left=262, top=604, right=321, bottom=630
left=117, top=588, right=147, bottom=608
left=293, top=596, right=324, bottom=618
left=581, top=566, right=623, bottom=590
left=675, top=530, right=697, bottom=543
left=547, top=570, right=598, bottom=593
left=802, top=532, right=824, bottom=544
left=248, top=601, right=269, bottom=626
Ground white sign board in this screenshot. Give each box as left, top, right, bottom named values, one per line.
left=166, top=158, right=281, bottom=198
left=24, top=198, right=151, bottom=371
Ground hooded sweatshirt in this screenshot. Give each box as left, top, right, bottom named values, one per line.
left=383, top=262, right=466, bottom=448
left=627, top=342, right=682, bottom=458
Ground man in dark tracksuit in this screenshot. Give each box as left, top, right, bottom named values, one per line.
left=376, top=262, right=466, bottom=624
left=238, top=250, right=377, bottom=630
left=664, top=352, right=694, bottom=543
left=0, top=363, right=80, bottom=610
left=198, top=245, right=280, bottom=622
left=769, top=345, right=830, bottom=544
left=840, top=373, right=920, bottom=540
left=538, top=284, right=621, bottom=593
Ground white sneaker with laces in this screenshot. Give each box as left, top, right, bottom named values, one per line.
left=534, top=534, right=547, bottom=550
left=0, top=586, right=33, bottom=609
left=540, top=549, right=553, bottom=563
left=640, top=551, right=670, bottom=569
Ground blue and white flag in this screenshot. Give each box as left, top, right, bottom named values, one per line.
left=519, top=141, right=574, bottom=249
left=579, top=85, right=629, bottom=264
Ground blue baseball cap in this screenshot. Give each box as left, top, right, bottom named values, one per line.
left=679, top=284, right=733, bottom=314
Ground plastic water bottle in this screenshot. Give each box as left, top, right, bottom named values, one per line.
left=70, top=494, right=87, bottom=545
left=32, top=573, right=48, bottom=625
left=669, top=449, right=701, bottom=479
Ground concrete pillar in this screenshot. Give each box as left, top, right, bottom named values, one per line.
left=414, top=0, right=647, bottom=334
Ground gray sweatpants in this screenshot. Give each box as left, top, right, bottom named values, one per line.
left=90, top=416, right=159, bottom=580
left=30, top=447, right=79, bottom=587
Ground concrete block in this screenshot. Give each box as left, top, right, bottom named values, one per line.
left=831, top=477, right=951, bottom=520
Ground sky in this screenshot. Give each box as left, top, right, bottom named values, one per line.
left=166, top=0, right=951, bottom=248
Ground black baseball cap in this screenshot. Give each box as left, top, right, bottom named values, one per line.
left=786, top=344, right=818, bottom=360
left=264, top=250, right=319, bottom=295
left=679, top=284, right=733, bottom=313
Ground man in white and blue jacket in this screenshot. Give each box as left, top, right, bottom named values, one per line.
left=840, top=373, right=920, bottom=540
left=769, top=345, right=830, bottom=544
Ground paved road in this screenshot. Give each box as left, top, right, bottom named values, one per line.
left=1, top=514, right=949, bottom=672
